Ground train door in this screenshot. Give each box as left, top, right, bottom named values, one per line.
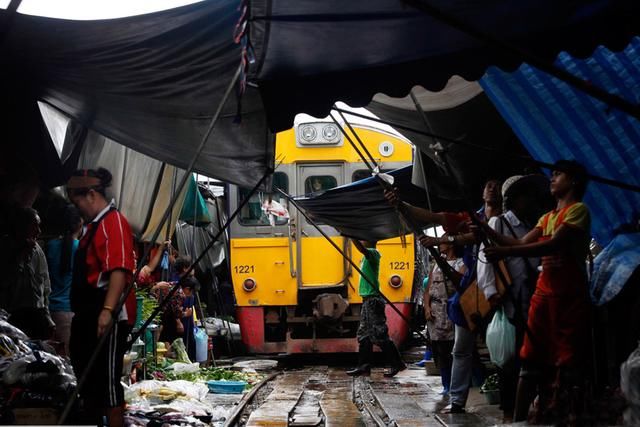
left=296, top=164, right=347, bottom=288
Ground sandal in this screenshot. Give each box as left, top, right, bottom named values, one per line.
left=440, top=403, right=466, bottom=414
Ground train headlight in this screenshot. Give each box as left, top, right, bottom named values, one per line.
left=243, top=278, right=257, bottom=292
left=322, top=124, right=339, bottom=141
left=300, top=125, right=317, bottom=142
left=389, top=274, right=403, bottom=289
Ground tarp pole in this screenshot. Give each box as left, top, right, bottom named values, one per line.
left=329, top=112, right=373, bottom=171
left=404, top=0, right=640, bottom=121
left=330, top=110, right=463, bottom=285
left=407, top=89, right=441, bottom=307
left=334, top=107, right=640, bottom=194
left=277, top=188, right=428, bottom=343
left=408, top=89, right=445, bottom=227
left=58, top=64, right=243, bottom=425
left=213, top=196, right=235, bottom=355
left=192, top=173, right=216, bottom=366
left=119, top=148, right=128, bottom=209
left=334, top=107, right=378, bottom=168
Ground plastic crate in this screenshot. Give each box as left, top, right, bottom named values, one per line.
left=207, top=380, right=247, bottom=394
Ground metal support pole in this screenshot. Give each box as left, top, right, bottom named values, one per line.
left=330, top=109, right=463, bottom=285
left=407, top=90, right=439, bottom=238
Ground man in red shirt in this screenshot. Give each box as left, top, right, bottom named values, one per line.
left=67, top=168, right=136, bottom=427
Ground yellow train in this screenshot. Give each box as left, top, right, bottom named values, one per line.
left=228, top=111, right=415, bottom=353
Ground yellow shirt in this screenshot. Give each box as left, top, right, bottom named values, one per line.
left=536, top=202, right=591, bottom=267
left=536, top=202, right=590, bottom=236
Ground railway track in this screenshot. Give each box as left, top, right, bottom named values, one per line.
left=230, top=367, right=366, bottom=426
left=222, top=364, right=499, bottom=427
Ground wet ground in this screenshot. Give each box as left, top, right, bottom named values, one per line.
left=206, top=347, right=511, bottom=427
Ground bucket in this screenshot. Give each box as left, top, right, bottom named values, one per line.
left=482, top=390, right=501, bottom=405
left=207, top=380, right=246, bottom=394
left=145, top=329, right=154, bottom=353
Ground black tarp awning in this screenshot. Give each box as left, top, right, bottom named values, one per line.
left=2, top=0, right=639, bottom=191
left=250, top=0, right=640, bottom=132
left=0, top=0, right=272, bottom=188
left=295, top=166, right=429, bottom=241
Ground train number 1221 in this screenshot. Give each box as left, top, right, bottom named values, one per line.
left=234, top=265, right=255, bottom=274
left=389, top=261, right=410, bottom=270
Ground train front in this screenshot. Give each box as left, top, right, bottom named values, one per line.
left=229, top=112, right=415, bottom=354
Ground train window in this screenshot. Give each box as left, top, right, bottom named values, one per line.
left=305, top=176, right=337, bottom=194
left=238, top=172, right=289, bottom=226
left=352, top=169, right=392, bottom=182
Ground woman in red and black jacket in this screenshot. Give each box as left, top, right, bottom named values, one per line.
left=67, top=168, right=136, bottom=427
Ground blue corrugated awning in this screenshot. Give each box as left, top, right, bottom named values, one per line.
left=480, top=38, right=640, bottom=247
left=481, top=38, right=640, bottom=304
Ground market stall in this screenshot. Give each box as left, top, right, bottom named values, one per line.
left=0, top=311, right=76, bottom=424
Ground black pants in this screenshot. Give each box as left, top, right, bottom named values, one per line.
left=357, top=337, right=404, bottom=368
left=498, top=318, right=525, bottom=416
left=70, top=314, right=131, bottom=410
left=432, top=340, right=454, bottom=370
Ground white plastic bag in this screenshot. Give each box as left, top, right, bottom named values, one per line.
left=485, top=307, right=516, bottom=368
left=170, top=362, right=200, bottom=374
left=194, top=328, right=208, bottom=363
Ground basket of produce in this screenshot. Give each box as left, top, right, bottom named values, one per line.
left=148, top=361, right=263, bottom=388
left=206, top=380, right=247, bottom=394
left=480, top=373, right=500, bottom=405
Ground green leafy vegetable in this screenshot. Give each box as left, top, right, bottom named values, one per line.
left=139, top=289, right=161, bottom=322
left=171, top=338, right=191, bottom=364
left=481, top=373, right=500, bottom=392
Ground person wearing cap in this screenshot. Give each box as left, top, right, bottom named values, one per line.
left=66, top=168, right=136, bottom=427
left=476, top=174, right=548, bottom=422
left=483, top=160, right=592, bottom=424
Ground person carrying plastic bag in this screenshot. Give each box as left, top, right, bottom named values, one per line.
left=476, top=174, right=545, bottom=422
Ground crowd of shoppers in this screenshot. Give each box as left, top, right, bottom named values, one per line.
left=385, top=159, right=592, bottom=424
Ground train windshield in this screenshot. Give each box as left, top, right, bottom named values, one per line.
left=238, top=172, right=289, bottom=226
left=304, top=175, right=337, bottom=194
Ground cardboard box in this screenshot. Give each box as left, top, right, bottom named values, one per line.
left=12, top=407, right=59, bottom=425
